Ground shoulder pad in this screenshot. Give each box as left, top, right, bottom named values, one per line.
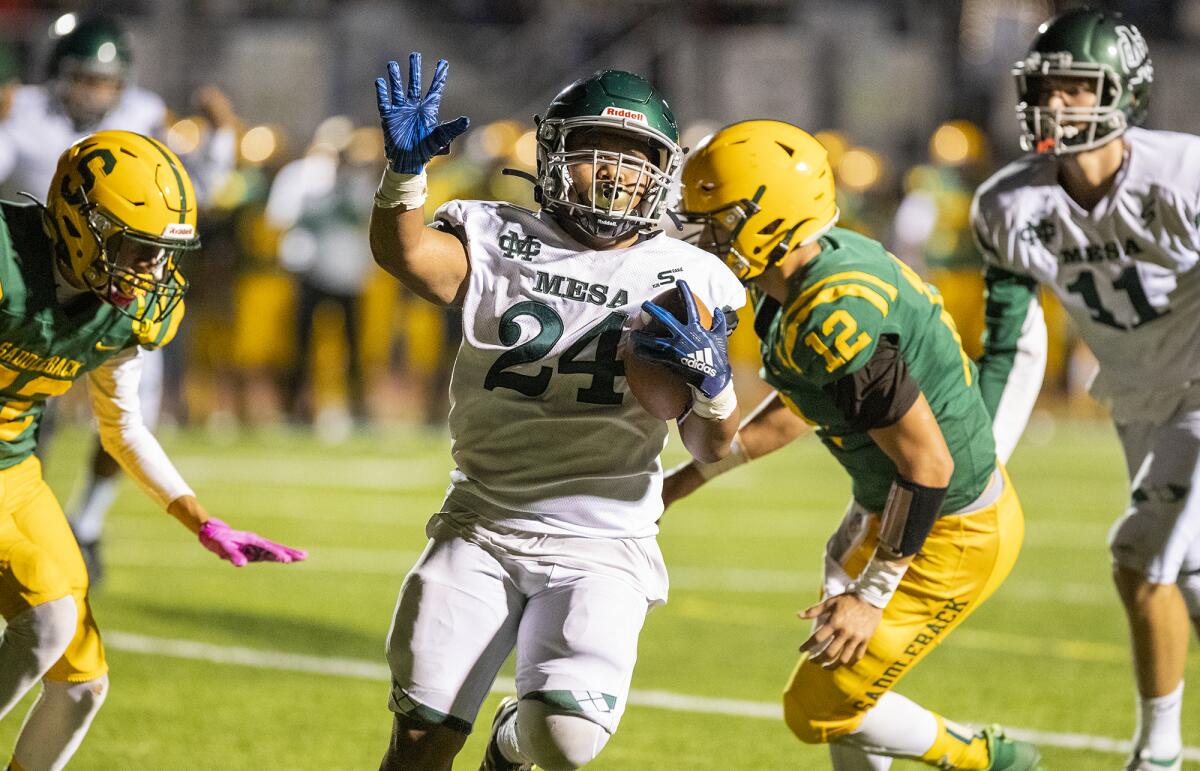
left=774, top=273, right=896, bottom=386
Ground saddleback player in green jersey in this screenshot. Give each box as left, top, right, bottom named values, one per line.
left=663, top=120, right=1042, bottom=771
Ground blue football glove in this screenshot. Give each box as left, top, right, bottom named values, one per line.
left=630, top=280, right=732, bottom=400
left=375, top=52, right=470, bottom=174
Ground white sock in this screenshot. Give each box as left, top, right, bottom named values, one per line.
left=66, top=473, right=120, bottom=544
left=13, top=674, right=108, bottom=771
left=830, top=741, right=894, bottom=770
left=0, top=597, right=77, bottom=721
left=496, top=703, right=530, bottom=764
left=1135, top=681, right=1183, bottom=760
left=841, top=691, right=939, bottom=759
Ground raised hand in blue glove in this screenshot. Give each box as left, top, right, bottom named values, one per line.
left=375, top=52, right=470, bottom=174
left=630, top=281, right=733, bottom=416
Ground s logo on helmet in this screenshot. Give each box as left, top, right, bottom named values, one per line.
left=60, top=148, right=117, bottom=206
left=1115, top=25, right=1153, bottom=84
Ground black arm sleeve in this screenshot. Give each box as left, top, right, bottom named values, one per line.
left=879, top=477, right=949, bottom=557
left=824, top=335, right=920, bottom=433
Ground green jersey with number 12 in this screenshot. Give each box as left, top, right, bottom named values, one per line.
left=0, top=200, right=185, bottom=467
left=757, top=226, right=996, bottom=514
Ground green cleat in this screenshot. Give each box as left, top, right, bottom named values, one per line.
left=984, top=725, right=1043, bottom=771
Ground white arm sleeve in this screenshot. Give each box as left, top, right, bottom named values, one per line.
left=86, top=347, right=193, bottom=508
left=990, top=289, right=1047, bottom=464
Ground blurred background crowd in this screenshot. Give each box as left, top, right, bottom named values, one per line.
left=3, top=0, right=1200, bottom=441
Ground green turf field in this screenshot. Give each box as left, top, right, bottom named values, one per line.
left=3, top=418, right=1197, bottom=769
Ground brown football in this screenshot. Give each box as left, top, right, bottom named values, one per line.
left=624, top=285, right=713, bottom=420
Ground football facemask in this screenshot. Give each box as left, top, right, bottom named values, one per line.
left=1015, top=64, right=1123, bottom=155
left=82, top=206, right=194, bottom=318
left=676, top=192, right=765, bottom=282
left=540, top=122, right=678, bottom=243
left=1013, top=8, right=1152, bottom=155
left=535, top=69, right=682, bottom=245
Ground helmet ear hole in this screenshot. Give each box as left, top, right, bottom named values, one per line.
left=757, top=218, right=784, bottom=236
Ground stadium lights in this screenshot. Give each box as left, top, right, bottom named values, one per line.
left=240, top=125, right=278, bottom=164
left=166, top=118, right=202, bottom=155
left=312, top=114, right=354, bottom=153
left=482, top=120, right=523, bottom=161
left=52, top=13, right=77, bottom=37
left=513, top=129, right=537, bottom=168
left=814, top=130, right=849, bottom=167
left=837, top=147, right=882, bottom=192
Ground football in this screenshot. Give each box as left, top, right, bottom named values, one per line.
left=624, top=285, right=713, bottom=420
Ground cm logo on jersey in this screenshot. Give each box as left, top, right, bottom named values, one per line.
left=498, top=231, right=542, bottom=261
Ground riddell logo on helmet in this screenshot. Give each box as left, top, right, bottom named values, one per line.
left=602, top=106, right=647, bottom=124
left=160, top=223, right=195, bottom=240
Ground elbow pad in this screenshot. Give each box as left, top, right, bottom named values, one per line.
left=877, top=477, right=948, bottom=557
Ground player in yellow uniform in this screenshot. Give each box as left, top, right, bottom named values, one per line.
left=665, top=121, right=1040, bottom=770
left=0, top=130, right=305, bottom=771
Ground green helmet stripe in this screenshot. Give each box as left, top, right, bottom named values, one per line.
left=142, top=135, right=187, bottom=223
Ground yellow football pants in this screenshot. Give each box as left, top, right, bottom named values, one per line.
left=0, top=456, right=107, bottom=682
left=783, top=466, right=1024, bottom=743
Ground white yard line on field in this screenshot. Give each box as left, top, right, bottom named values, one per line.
left=106, top=540, right=1117, bottom=605
left=172, top=456, right=451, bottom=493
left=168, top=456, right=1119, bottom=556
left=103, top=630, right=1198, bottom=761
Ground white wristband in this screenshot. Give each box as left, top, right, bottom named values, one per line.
left=374, top=167, right=428, bottom=209
left=850, top=554, right=909, bottom=609
left=688, top=380, right=737, bottom=421
left=695, top=433, right=750, bottom=480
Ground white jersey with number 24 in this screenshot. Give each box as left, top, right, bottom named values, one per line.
left=437, top=199, right=745, bottom=539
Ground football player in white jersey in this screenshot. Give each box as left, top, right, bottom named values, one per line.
left=0, top=14, right=238, bottom=584
left=369, top=53, right=745, bottom=770
left=971, top=9, right=1200, bottom=770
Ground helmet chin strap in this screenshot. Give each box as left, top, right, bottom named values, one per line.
left=551, top=205, right=640, bottom=249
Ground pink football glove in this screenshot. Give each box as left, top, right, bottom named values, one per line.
left=198, top=518, right=307, bottom=567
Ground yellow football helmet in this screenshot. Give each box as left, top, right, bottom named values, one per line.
left=43, top=130, right=199, bottom=321
left=678, top=120, right=839, bottom=281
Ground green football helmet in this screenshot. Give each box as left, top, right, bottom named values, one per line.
left=1014, top=8, right=1152, bottom=155
left=48, top=15, right=133, bottom=128
left=536, top=70, right=682, bottom=244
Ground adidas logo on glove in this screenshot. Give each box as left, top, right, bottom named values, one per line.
left=681, top=348, right=718, bottom=378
